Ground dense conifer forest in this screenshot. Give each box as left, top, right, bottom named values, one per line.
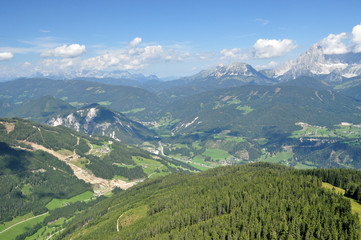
left=56, top=163, right=361, bottom=240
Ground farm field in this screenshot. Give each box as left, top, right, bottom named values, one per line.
left=46, top=191, right=94, bottom=210
left=0, top=213, right=49, bottom=240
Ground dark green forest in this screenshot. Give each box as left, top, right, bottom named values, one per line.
left=56, top=163, right=361, bottom=240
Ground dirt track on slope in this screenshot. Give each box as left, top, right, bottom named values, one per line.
left=20, top=141, right=137, bottom=195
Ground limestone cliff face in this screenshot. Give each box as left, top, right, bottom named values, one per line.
left=47, top=105, right=154, bottom=144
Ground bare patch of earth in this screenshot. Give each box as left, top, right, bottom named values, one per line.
left=19, top=140, right=137, bottom=195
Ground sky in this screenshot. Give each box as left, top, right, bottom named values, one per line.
left=0, top=0, right=361, bottom=80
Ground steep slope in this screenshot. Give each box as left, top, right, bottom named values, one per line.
left=55, top=164, right=360, bottom=240
left=161, top=85, right=361, bottom=136
left=0, top=99, right=12, bottom=116
left=46, top=104, right=155, bottom=144
left=0, top=117, right=197, bottom=239
left=157, top=62, right=274, bottom=99
left=275, top=44, right=361, bottom=82
left=7, top=95, right=75, bottom=122
left=276, top=76, right=331, bottom=90
left=0, top=78, right=163, bottom=120
left=0, top=118, right=191, bottom=193
left=0, top=120, right=92, bottom=224
left=338, top=79, right=361, bottom=101
left=151, top=85, right=361, bottom=169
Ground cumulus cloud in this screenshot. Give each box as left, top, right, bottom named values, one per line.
left=82, top=40, right=165, bottom=71
left=320, top=32, right=348, bottom=54
left=253, top=39, right=297, bottom=58
left=221, top=48, right=250, bottom=60
left=255, top=61, right=279, bottom=70
left=42, top=44, right=86, bottom=58
left=129, top=37, right=142, bottom=48
left=0, top=52, right=14, bottom=61
left=352, top=23, right=361, bottom=53
left=220, top=39, right=297, bottom=60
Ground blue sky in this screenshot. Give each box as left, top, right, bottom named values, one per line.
left=0, top=0, right=361, bottom=79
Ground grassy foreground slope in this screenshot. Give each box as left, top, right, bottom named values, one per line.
left=57, top=163, right=360, bottom=240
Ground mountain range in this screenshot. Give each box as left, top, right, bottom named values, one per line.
left=3, top=38, right=361, bottom=239
left=274, top=44, right=361, bottom=82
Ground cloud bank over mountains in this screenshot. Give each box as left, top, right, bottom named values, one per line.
left=41, top=44, right=86, bottom=58
left=0, top=52, right=14, bottom=61
left=0, top=23, right=361, bottom=80
left=320, top=23, right=361, bottom=55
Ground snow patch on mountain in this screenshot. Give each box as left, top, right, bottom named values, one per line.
left=275, top=44, right=361, bottom=81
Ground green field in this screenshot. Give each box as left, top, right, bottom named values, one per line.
left=0, top=213, right=49, bottom=240
left=322, top=182, right=361, bottom=224
left=259, top=151, right=293, bottom=164
left=292, top=123, right=361, bottom=139
left=0, top=213, right=34, bottom=232
left=25, top=217, right=66, bottom=240
left=132, top=156, right=167, bottom=178
left=121, top=108, right=146, bottom=114
left=46, top=191, right=94, bottom=210
left=294, top=162, right=316, bottom=169
left=203, top=148, right=230, bottom=161
left=97, top=101, right=112, bottom=106
left=236, top=105, right=253, bottom=115
left=225, top=137, right=246, bottom=143
left=188, top=162, right=211, bottom=171
left=192, top=155, right=210, bottom=165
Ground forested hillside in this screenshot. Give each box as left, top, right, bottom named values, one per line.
left=0, top=78, right=163, bottom=119
left=0, top=117, right=198, bottom=239
left=56, top=163, right=360, bottom=240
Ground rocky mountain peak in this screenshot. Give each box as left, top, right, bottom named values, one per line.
left=274, top=43, right=361, bottom=82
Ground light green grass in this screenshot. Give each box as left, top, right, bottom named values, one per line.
left=226, top=99, right=241, bottom=105
left=119, top=205, right=147, bottom=228
left=57, top=149, right=73, bottom=156
left=333, top=78, right=361, bottom=90
left=203, top=148, right=230, bottom=161
left=192, top=155, right=209, bottom=165
left=192, top=142, right=203, bottom=150
left=21, top=184, right=32, bottom=196
left=72, top=157, right=88, bottom=169
left=322, top=182, right=361, bottom=224
left=132, top=156, right=163, bottom=176
left=122, top=108, right=146, bottom=114
left=25, top=218, right=65, bottom=240
left=225, top=137, right=245, bottom=143
left=69, top=102, right=85, bottom=107
left=292, top=123, right=361, bottom=139
left=236, top=105, right=253, bottom=115
left=188, top=163, right=210, bottom=171
left=322, top=182, right=345, bottom=194
left=46, top=191, right=94, bottom=210
left=294, top=162, right=316, bottom=169
left=148, top=166, right=170, bottom=179
left=97, top=101, right=112, bottom=106
left=0, top=213, right=49, bottom=240
left=259, top=151, right=293, bottom=164
left=0, top=213, right=34, bottom=232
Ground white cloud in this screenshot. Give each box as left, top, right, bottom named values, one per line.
left=255, top=61, right=279, bottom=70
left=41, top=44, right=86, bottom=58
left=320, top=32, right=348, bottom=54
left=220, top=48, right=249, bottom=60
left=0, top=52, right=14, bottom=61
left=129, top=37, right=142, bottom=48
left=253, top=39, right=297, bottom=58
left=352, top=23, right=361, bottom=53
